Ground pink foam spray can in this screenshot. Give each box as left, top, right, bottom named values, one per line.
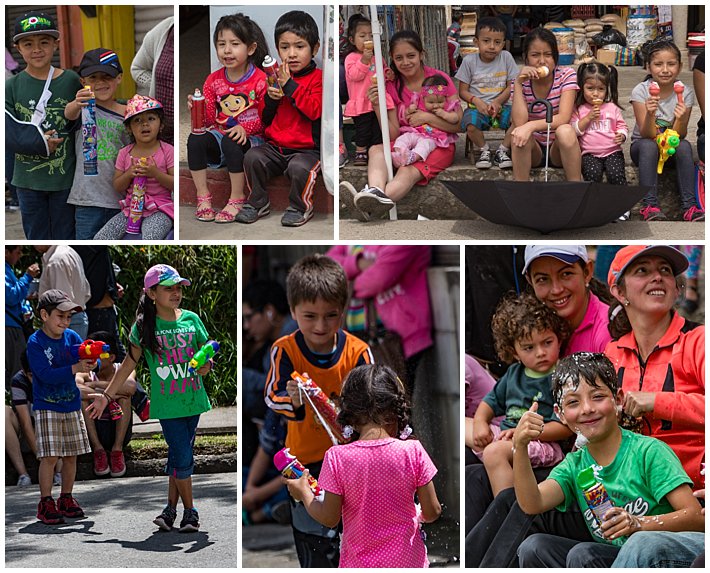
left=125, top=157, right=147, bottom=235
left=273, top=447, right=324, bottom=501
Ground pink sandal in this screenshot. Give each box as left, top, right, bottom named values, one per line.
left=215, top=198, right=247, bottom=223
left=195, top=194, right=216, bottom=222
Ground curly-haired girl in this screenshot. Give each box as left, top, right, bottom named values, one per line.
left=284, top=364, right=441, bottom=567
left=471, top=292, right=573, bottom=496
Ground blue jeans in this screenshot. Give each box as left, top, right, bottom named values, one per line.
left=75, top=206, right=121, bottom=240
left=612, top=531, right=705, bottom=567
left=16, top=187, right=75, bottom=239
left=242, top=466, right=289, bottom=520
left=630, top=138, right=697, bottom=210
left=69, top=311, right=89, bottom=340
left=160, top=415, right=200, bottom=479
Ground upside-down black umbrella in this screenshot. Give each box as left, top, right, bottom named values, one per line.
left=442, top=179, right=650, bottom=233
left=442, top=99, right=650, bottom=233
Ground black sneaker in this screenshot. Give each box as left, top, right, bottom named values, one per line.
left=154, top=505, right=177, bottom=531
left=235, top=203, right=270, bottom=224
left=353, top=186, right=394, bottom=221
left=493, top=148, right=513, bottom=169
left=179, top=507, right=200, bottom=533
left=475, top=147, right=492, bottom=169
left=281, top=206, right=313, bottom=227
left=37, top=496, right=65, bottom=525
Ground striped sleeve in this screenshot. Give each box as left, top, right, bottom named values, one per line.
left=264, top=343, right=301, bottom=420
left=356, top=344, right=375, bottom=366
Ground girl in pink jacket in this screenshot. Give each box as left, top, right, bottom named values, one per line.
left=343, top=14, right=394, bottom=166
left=571, top=63, right=629, bottom=187
left=326, top=245, right=432, bottom=391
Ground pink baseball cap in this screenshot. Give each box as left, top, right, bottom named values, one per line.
left=144, top=264, right=191, bottom=290
left=607, top=245, right=688, bottom=288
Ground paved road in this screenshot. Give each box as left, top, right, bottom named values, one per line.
left=5, top=473, right=237, bottom=568
left=339, top=219, right=705, bottom=241
left=242, top=520, right=461, bottom=568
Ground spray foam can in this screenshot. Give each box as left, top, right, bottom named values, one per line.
left=82, top=87, right=98, bottom=176
left=274, top=447, right=324, bottom=501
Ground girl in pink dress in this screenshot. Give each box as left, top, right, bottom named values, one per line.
left=285, top=364, right=441, bottom=568
left=392, top=74, right=460, bottom=168
left=94, top=95, right=174, bottom=239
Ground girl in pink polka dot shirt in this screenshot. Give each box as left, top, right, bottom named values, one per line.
left=285, top=364, right=441, bottom=567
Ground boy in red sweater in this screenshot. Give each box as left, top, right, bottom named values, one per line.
left=237, top=10, right=322, bottom=227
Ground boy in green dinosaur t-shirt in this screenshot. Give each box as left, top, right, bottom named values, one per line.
left=6, top=11, right=82, bottom=239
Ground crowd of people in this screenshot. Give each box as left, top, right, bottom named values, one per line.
left=6, top=11, right=175, bottom=240
left=241, top=247, right=446, bottom=567
left=465, top=244, right=704, bottom=568
left=340, top=13, right=705, bottom=225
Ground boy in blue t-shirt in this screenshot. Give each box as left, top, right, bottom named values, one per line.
left=512, top=353, right=703, bottom=567
left=26, top=290, right=95, bottom=524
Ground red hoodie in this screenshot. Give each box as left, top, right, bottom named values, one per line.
left=259, top=61, right=321, bottom=150
left=605, top=312, right=705, bottom=489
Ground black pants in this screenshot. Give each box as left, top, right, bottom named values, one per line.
left=582, top=150, right=627, bottom=185
left=187, top=131, right=249, bottom=173
left=464, top=464, right=591, bottom=567
left=518, top=533, right=619, bottom=567
left=244, top=143, right=320, bottom=214
left=353, top=112, right=383, bottom=149
left=290, top=460, right=340, bottom=567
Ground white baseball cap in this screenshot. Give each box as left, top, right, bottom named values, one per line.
left=522, top=245, right=589, bottom=275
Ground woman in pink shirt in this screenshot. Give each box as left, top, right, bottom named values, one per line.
left=522, top=245, right=612, bottom=355
left=285, top=364, right=441, bottom=568
left=348, top=30, right=462, bottom=220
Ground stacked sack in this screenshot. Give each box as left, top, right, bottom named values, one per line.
left=563, top=18, right=592, bottom=63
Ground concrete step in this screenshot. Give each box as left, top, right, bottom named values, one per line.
left=179, top=164, right=333, bottom=214
left=339, top=163, right=687, bottom=221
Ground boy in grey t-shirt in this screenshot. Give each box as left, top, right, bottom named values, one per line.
left=64, top=48, right=130, bottom=239
left=456, top=17, right=518, bottom=170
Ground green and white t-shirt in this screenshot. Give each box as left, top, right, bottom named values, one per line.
left=549, top=429, right=692, bottom=546
left=6, top=69, right=83, bottom=191
left=130, top=309, right=212, bottom=420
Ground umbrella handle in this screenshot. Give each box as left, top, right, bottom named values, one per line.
left=529, top=99, right=553, bottom=124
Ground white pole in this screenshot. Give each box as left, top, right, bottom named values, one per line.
left=369, top=4, right=397, bottom=220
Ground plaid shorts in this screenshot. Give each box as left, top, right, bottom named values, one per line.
left=462, top=104, right=512, bottom=131
left=35, top=409, right=91, bottom=458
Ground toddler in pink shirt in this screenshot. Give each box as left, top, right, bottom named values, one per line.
left=571, top=63, right=629, bottom=189
left=343, top=13, right=394, bottom=165
left=285, top=364, right=441, bottom=568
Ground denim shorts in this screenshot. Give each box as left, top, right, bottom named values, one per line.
left=160, top=415, right=200, bottom=479
left=462, top=104, right=512, bottom=131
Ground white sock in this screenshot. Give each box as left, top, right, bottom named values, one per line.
left=498, top=144, right=509, bottom=153
left=480, top=143, right=490, bottom=151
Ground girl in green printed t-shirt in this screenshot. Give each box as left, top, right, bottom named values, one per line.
left=87, top=264, right=213, bottom=533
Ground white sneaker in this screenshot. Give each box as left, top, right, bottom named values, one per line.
left=17, top=474, right=32, bottom=486
left=475, top=148, right=492, bottom=169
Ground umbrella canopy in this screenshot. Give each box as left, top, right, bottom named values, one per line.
left=441, top=180, right=650, bottom=234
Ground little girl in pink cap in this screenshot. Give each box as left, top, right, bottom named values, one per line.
left=94, top=94, right=174, bottom=239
